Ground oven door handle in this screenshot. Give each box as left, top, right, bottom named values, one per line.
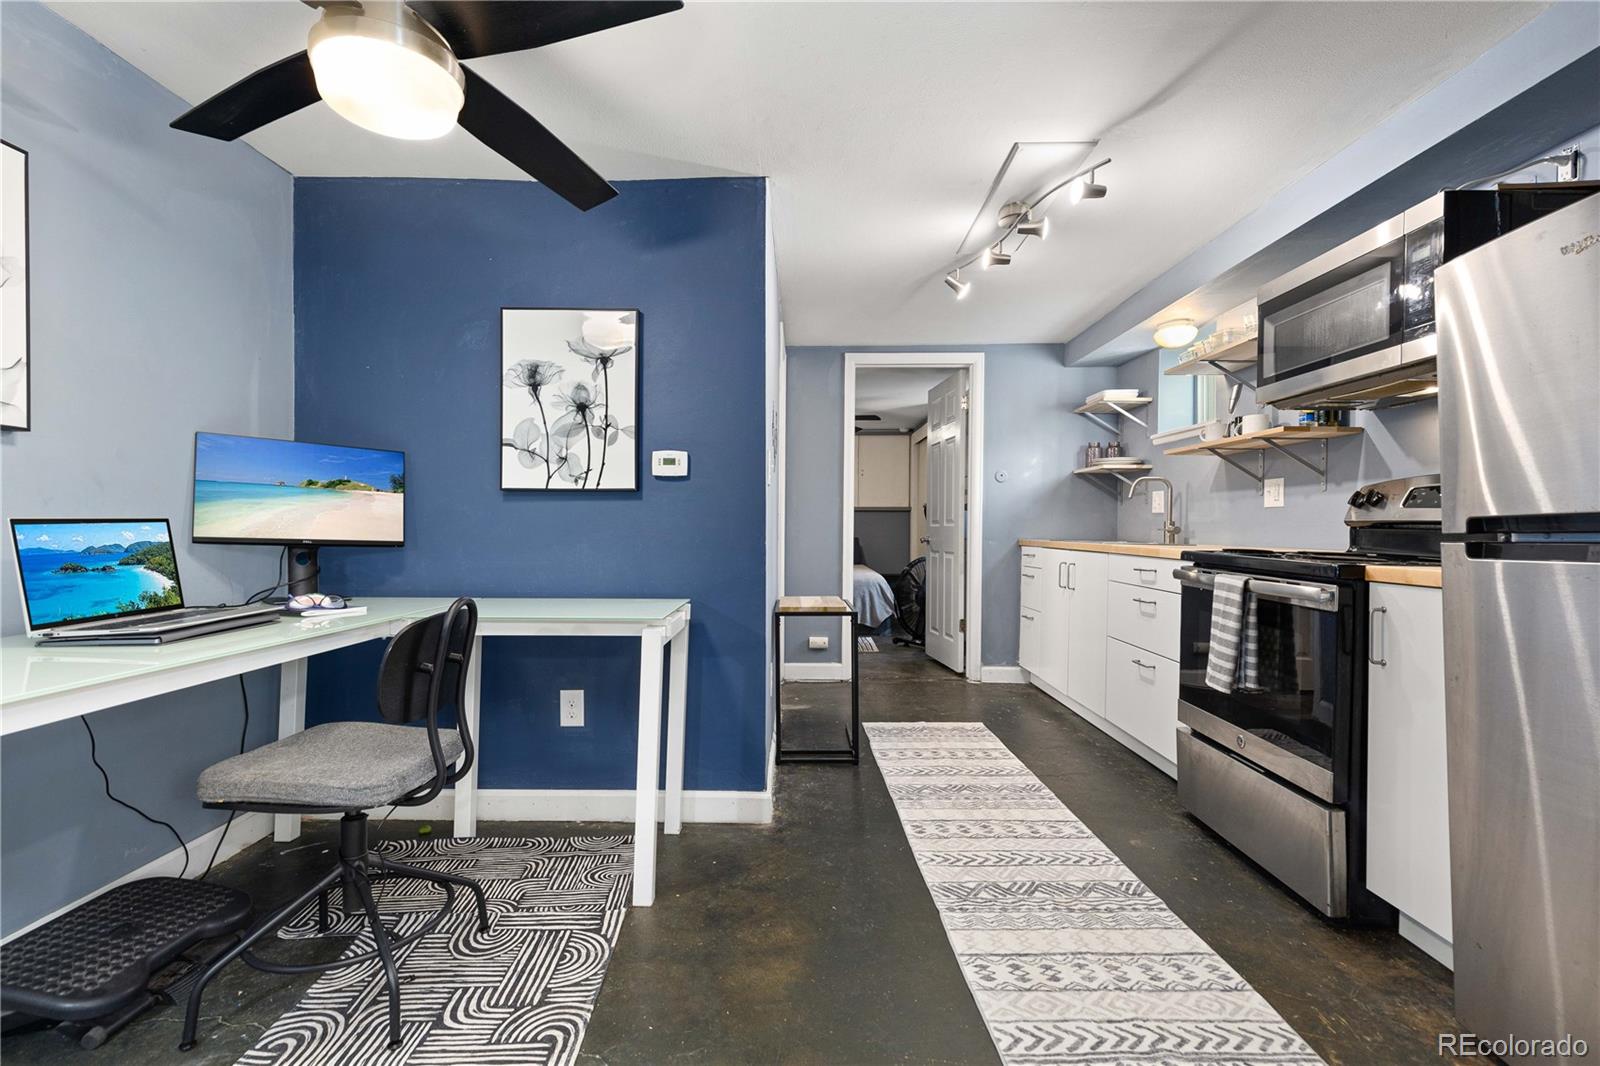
left=1174, top=567, right=1341, bottom=612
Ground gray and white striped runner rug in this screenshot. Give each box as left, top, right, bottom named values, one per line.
left=865, top=722, right=1322, bottom=1065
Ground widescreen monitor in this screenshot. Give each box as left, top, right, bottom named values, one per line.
left=193, top=432, right=405, bottom=546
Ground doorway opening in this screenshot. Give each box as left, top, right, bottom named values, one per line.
left=842, top=353, right=985, bottom=683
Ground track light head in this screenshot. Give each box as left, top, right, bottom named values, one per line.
left=1068, top=169, right=1108, bottom=205
left=1016, top=211, right=1049, bottom=239
left=944, top=270, right=971, bottom=299
left=982, top=243, right=1012, bottom=269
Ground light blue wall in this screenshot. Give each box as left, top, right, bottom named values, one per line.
left=784, top=345, right=1118, bottom=667
left=0, top=3, right=294, bottom=935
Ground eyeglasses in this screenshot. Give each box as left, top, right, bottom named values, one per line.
left=287, top=593, right=347, bottom=611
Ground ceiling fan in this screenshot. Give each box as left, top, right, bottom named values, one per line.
left=170, top=0, right=682, bottom=211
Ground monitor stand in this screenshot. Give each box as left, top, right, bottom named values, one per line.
left=287, top=546, right=320, bottom=597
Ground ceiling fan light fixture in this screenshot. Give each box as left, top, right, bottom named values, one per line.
left=1153, top=319, right=1199, bottom=349
left=308, top=7, right=465, bottom=141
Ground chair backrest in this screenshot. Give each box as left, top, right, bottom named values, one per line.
left=376, top=597, right=478, bottom=806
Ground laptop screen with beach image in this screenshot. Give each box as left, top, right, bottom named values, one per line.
left=193, top=433, right=405, bottom=546
left=11, top=519, right=184, bottom=630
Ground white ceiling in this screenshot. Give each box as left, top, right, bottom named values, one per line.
left=855, top=367, right=953, bottom=431
left=52, top=1, right=1542, bottom=351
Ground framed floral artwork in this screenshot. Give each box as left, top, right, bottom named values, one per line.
left=501, top=308, right=639, bottom=490
left=1, top=140, right=30, bottom=432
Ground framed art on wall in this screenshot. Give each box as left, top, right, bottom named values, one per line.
left=501, top=308, right=639, bottom=490
left=1, top=140, right=30, bottom=431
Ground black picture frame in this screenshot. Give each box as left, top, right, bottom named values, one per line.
left=499, top=307, right=641, bottom=492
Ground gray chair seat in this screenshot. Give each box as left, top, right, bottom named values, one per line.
left=198, top=722, right=464, bottom=810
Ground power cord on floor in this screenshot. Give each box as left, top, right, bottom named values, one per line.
left=199, top=676, right=252, bottom=880
left=80, top=716, right=190, bottom=879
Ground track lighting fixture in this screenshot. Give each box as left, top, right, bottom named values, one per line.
left=1068, top=168, right=1107, bottom=204
left=938, top=155, right=1110, bottom=300
left=1153, top=319, right=1199, bottom=349
left=983, top=243, right=1012, bottom=269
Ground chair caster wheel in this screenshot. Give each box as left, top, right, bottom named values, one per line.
left=179, top=1041, right=196, bottom=1052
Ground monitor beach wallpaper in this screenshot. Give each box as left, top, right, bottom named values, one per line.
left=193, top=434, right=405, bottom=544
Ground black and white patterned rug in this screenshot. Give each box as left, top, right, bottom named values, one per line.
left=865, top=722, right=1322, bottom=1065
left=237, top=835, right=631, bottom=1066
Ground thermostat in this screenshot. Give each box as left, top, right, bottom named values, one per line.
left=652, top=450, right=689, bottom=477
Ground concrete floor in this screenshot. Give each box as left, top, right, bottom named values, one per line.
left=3, top=642, right=1475, bottom=1065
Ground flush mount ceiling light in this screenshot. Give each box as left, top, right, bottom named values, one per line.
left=982, top=243, right=1013, bottom=269
left=170, top=1, right=684, bottom=210
left=1153, top=319, right=1199, bottom=349
left=308, top=5, right=464, bottom=140
left=944, top=270, right=972, bottom=299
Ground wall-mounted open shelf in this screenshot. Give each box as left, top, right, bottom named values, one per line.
left=1164, top=425, right=1361, bottom=492
left=1164, top=336, right=1258, bottom=411
left=1072, top=463, right=1153, bottom=495
left=1074, top=395, right=1152, bottom=437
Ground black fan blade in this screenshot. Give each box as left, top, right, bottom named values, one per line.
left=457, top=67, right=616, bottom=211
left=406, top=1, right=682, bottom=60
left=171, top=51, right=320, bottom=141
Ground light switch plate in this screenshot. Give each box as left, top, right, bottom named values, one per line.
left=1264, top=478, right=1285, bottom=508
left=560, top=689, right=584, bottom=727
left=1150, top=488, right=1166, bottom=514
left=808, top=634, right=829, bottom=650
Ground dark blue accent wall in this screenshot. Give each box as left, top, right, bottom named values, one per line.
left=293, top=177, right=769, bottom=793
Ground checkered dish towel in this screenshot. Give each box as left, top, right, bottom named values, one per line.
left=1205, top=573, right=1260, bottom=693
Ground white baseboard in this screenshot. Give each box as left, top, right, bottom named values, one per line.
left=782, top=661, right=848, bottom=681
left=314, top=787, right=774, bottom=826
left=2, top=812, right=274, bottom=945
left=980, top=665, right=1028, bottom=684
left=1398, top=913, right=1454, bottom=970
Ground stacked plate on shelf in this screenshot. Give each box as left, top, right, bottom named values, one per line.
left=1090, top=455, right=1146, bottom=469
left=1084, top=388, right=1142, bottom=406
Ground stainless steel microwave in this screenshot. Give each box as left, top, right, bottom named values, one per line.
left=1256, top=195, right=1444, bottom=409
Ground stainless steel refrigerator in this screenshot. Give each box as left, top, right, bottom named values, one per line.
left=1437, top=192, right=1600, bottom=1063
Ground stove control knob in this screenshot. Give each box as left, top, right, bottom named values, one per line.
left=1347, top=491, right=1367, bottom=507
left=1363, top=490, right=1386, bottom=508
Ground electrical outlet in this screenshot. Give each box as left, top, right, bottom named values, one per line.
left=808, top=634, right=830, bottom=650
left=560, top=689, right=584, bottom=727
left=1150, top=488, right=1166, bottom=515
left=1264, top=478, right=1286, bottom=508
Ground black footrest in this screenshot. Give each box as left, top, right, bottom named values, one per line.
left=1, top=877, right=252, bottom=1024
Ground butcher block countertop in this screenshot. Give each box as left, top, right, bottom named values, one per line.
left=1018, top=539, right=1443, bottom=588
left=1363, top=565, right=1443, bottom=589
left=1017, top=540, right=1219, bottom=561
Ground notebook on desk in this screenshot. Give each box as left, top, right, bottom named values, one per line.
left=10, top=519, right=279, bottom=644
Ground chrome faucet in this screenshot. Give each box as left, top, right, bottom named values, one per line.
left=1127, top=475, right=1181, bottom=545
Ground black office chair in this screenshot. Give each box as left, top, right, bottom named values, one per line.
left=178, top=597, right=489, bottom=1052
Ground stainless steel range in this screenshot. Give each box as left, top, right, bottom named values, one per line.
left=1172, top=475, right=1442, bottom=920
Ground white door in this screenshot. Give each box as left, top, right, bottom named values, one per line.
left=924, top=372, right=967, bottom=673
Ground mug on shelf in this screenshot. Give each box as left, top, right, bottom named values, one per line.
left=1200, top=420, right=1228, bottom=442
left=1239, top=413, right=1270, bottom=435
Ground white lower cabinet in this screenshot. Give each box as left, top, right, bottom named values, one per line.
left=1104, top=637, right=1179, bottom=764
left=1364, top=582, right=1452, bottom=966
left=1063, top=551, right=1108, bottom=715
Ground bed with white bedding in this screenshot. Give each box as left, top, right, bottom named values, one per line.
left=851, top=564, right=897, bottom=629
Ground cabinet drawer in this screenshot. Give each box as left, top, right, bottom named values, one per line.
left=1020, top=567, right=1045, bottom=610
left=1108, top=554, right=1185, bottom=596
left=1104, top=637, right=1179, bottom=764
left=1107, top=586, right=1181, bottom=659
left=1018, top=608, right=1041, bottom=675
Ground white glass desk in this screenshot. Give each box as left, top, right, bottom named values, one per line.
left=1, top=596, right=691, bottom=906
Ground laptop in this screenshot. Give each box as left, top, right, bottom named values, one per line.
left=10, top=519, right=280, bottom=644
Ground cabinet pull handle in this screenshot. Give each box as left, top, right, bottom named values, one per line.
left=1132, top=597, right=1157, bottom=607
left=1131, top=658, right=1156, bottom=670
left=1058, top=561, right=1069, bottom=589
left=1368, top=606, right=1389, bottom=667
left=1133, top=567, right=1157, bottom=576
left=1021, top=613, right=1035, bottom=622
left=1023, top=572, right=1035, bottom=580
left=1067, top=562, right=1077, bottom=590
